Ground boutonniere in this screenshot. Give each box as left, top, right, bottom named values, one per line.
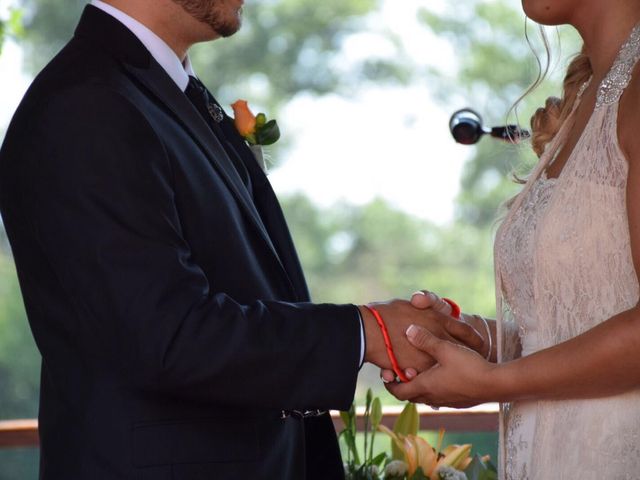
left=231, top=100, right=280, bottom=174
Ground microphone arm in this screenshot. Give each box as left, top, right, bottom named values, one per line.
left=449, top=108, right=530, bottom=145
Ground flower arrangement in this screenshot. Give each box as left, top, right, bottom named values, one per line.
left=339, top=390, right=496, bottom=480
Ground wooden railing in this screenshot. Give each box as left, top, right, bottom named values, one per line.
left=0, top=404, right=498, bottom=449
left=0, top=419, right=39, bottom=448
left=329, top=403, right=498, bottom=432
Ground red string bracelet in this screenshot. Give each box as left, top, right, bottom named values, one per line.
left=363, top=305, right=410, bottom=383
left=442, top=298, right=461, bottom=319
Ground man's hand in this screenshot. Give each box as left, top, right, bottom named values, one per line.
left=359, top=298, right=482, bottom=376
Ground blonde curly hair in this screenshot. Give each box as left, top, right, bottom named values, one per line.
left=530, top=46, right=592, bottom=157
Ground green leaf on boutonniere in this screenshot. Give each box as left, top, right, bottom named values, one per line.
left=255, top=119, right=280, bottom=146
left=255, top=112, right=267, bottom=128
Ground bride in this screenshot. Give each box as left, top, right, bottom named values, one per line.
left=386, top=0, right=640, bottom=478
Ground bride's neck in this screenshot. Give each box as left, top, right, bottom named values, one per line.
left=575, top=5, right=640, bottom=81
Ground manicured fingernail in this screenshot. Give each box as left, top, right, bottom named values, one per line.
left=406, top=324, right=418, bottom=338
left=412, top=291, right=425, bottom=297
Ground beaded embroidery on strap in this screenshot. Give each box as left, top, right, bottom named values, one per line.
left=596, top=22, right=640, bottom=107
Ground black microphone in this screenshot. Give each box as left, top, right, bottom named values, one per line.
left=449, top=108, right=530, bottom=145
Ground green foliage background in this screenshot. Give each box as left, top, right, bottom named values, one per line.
left=0, top=0, right=582, bottom=477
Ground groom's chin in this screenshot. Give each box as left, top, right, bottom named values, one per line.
left=215, top=11, right=243, bottom=38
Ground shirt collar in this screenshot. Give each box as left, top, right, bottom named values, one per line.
left=90, top=0, right=194, bottom=91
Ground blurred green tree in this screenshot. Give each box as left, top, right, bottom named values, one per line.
left=0, top=5, right=24, bottom=54
left=281, top=194, right=495, bottom=315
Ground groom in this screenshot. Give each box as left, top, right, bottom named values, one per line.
left=0, top=1, right=479, bottom=478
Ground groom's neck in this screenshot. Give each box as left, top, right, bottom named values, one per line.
left=99, top=0, right=219, bottom=61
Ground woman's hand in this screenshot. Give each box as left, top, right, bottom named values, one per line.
left=385, top=325, right=500, bottom=408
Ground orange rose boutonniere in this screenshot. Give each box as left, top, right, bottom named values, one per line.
left=230, top=100, right=280, bottom=146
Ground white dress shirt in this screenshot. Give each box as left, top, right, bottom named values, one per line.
left=91, top=0, right=194, bottom=91
left=89, top=0, right=366, bottom=367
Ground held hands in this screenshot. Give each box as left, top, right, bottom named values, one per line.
left=360, top=293, right=484, bottom=377
left=374, top=291, right=500, bottom=409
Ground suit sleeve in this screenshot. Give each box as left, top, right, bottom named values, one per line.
left=2, top=84, right=361, bottom=411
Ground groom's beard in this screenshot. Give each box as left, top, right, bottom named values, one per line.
left=171, top=0, right=243, bottom=38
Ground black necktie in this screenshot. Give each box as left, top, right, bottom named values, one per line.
left=184, top=76, right=252, bottom=191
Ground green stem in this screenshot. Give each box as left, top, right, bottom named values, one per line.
left=363, top=406, right=369, bottom=465
left=352, top=432, right=361, bottom=466
left=369, top=428, right=375, bottom=465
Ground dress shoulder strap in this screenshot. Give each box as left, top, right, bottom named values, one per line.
left=596, top=23, right=640, bottom=107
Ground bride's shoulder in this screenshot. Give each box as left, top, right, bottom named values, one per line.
left=616, top=67, right=640, bottom=166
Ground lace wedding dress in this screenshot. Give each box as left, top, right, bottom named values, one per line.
left=494, top=24, right=640, bottom=479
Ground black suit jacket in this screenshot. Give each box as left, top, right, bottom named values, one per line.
left=0, top=6, right=360, bottom=479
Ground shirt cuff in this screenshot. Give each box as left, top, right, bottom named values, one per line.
left=356, top=307, right=365, bottom=368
